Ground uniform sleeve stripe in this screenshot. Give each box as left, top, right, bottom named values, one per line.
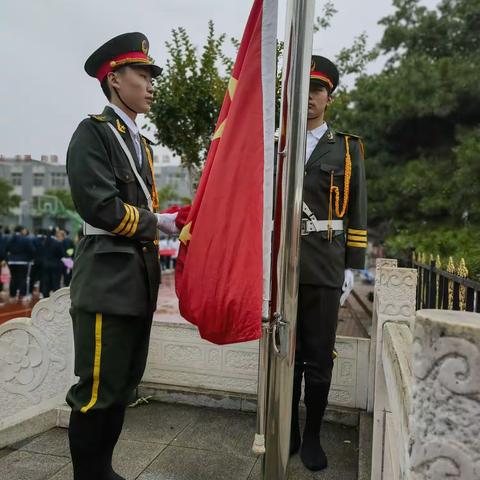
left=126, top=207, right=139, bottom=237
left=112, top=205, right=131, bottom=234
left=348, top=235, right=368, bottom=242
left=347, top=241, right=368, bottom=248
left=347, top=228, right=367, bottom=236
left=119, top=204, right=136, bottom=236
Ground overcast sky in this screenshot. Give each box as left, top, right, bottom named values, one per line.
left=0, top=0, right=439, bottom=163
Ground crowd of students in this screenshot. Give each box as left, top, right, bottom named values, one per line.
left=0, top=226, right=182, bottom=303
left=0, top=225, right=75, bottom=302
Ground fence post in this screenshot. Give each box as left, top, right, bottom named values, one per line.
left=370, top=261, right=417, bottom=480
left=367, top=259, right=397, bottom=413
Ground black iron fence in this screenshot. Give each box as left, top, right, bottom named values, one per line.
left=412, top=256, right=480, bottom=312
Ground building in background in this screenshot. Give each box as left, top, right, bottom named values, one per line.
left=0, top=152, right=191, bottom=231
left=0, top=154, right=78, bottom=232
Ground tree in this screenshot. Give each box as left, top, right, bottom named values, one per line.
left=327, top=0, right=480, bottom=274
left=0, top=178, right=20, bottom=217
left=157, top=184, right=181, bottom=211
left=45, top=189, right=75, bottom=212
left=147, top=21, right=235, bottom=182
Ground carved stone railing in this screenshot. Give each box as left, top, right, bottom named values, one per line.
left=0, top=288, right=74, bottom=447
left=0, top=285, right=370, bottom=446
left=371, top=259, right=480, bottom=480
left=141, top=314, right=370, bottom=411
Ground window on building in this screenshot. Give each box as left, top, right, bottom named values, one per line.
left=51, top=172, right=67, bottom=187
left=11, top=173, right=22, bottom=186
left=33, top=173, right=44, bottom=186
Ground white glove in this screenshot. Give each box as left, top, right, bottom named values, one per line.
left=156, top=212, right=179, bottom=235
left=340, top=269, right=354, bottom=306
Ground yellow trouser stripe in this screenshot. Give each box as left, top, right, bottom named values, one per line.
left=126, top=206, right=139, bottom=237
left=347, top=241, right=368, bottom=248
left=347, top=228, right=367, bottom=236
left=80, top=313, right=103, bottom=413
left=118, top=204, right=135, bottom=236
left=112, top=205, right=131, bottom=234
left=348, top=235, right=368, bottom=242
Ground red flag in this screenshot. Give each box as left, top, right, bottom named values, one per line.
left=175, top=0, right=277, bottom=344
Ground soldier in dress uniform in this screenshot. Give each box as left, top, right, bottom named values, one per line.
left=66, top=32, right=179, bottom=480
left=290, top=56, right=368, bottom=471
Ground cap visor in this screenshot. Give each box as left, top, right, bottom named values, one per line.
left=125, top=62, right=163, bottom=78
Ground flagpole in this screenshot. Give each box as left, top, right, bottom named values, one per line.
left=262, top=0, right=315, bottom=478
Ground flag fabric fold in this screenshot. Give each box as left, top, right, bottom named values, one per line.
left=175, top=0, right=277, bottom=345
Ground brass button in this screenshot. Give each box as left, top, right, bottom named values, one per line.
left=142, top=246, right=148, bottom=253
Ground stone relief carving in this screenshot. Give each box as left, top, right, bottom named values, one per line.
left=376, top=268, right=417, bottom=325
left=413, top=324, right=480, bottom=396
left=164, top=344, right=203, bottom=366
left=328, top=387, right=352, bottom=404
left=0, top=290, right=71, bottom=406
left=335, top=341, right=355, bottom=357
left=411, top=441, right=480, bottom=480
left=224, top=350, right=258, bottom=371
left=410, top=312, right=480, bottom=480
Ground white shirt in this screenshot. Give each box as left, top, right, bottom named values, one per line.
left=305, top=122, right=328, bottom=163
left=109, top=103, right=142, bottom=167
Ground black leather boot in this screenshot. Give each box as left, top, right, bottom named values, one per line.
left=300, top=383, right=330, bottom=471
left=289, top=368, right=303, bottom=456
left=69, top=409, right=106, bottom=480
left=102, top=405, right=126, bottom=480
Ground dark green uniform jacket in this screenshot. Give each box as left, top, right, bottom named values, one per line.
left=300, top=127, right=367, bottom=288
left=66, top=106, right=160, bottom=317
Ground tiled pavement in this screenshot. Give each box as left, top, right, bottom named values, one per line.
left=0, top=402, right=358, bottom=480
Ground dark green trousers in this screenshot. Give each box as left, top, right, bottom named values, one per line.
left=66, top=307, right=153, bottom=411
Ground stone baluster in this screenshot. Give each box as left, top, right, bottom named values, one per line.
left=371, top=260, right=417, bottom=480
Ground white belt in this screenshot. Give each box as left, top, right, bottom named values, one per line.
left=83, top=222, right=114, bottom=236
left=301, top=219, right=343, bottom=235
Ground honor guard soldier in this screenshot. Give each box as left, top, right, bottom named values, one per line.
left=66, top=32, right=178, bottom=480
left=290, top=56, right=368, bottom=471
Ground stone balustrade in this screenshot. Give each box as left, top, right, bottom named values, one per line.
left=371, top=259, right=480, bottom=480
left=0, top=288, right=74, bottom=447
left=0, top=286, right=369, bottom=447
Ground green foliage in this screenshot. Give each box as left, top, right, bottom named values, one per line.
left=45, top=189, right=75, bottom=212
left=157, top=184, right=181, bottom=211
left=385, top=225, right=480, bottom=280
left=0, top=178, right=20, bottom=217
left=314, top=1, right=338, bottom=32
left=147, top=21, right=234, bottom=174
left=327, top=0, right=480, bottom=278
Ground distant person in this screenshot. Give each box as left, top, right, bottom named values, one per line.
left=169, top=236, right=180, bottom=270
left=41, top=229, right=64, bottom=298
left=159, top=235, right=170, bottom=270
left=30, top=228, right=46, bottom=295
left=61, top=229, right=75, bottom=286
left=0, top=226, right=8, bottom=293
left=6, top=225, right=35, bottom=301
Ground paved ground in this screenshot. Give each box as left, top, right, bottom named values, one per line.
left=0, top=402, right=358, bottom=480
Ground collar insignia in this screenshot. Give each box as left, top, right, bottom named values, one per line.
left=327, top=130, right=334, bottom=141
left=116, top=119, right=126, bottom=134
